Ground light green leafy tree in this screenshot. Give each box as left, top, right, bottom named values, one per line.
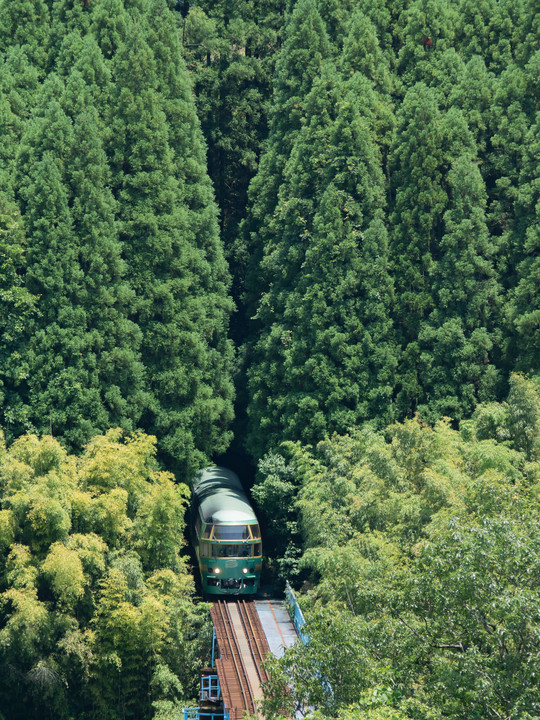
left=0, top=430, right=206, bottom=720
left=258, top=380, right=540, bottom=719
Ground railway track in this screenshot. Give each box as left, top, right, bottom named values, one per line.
left=210, top=599, right=271, bottom=719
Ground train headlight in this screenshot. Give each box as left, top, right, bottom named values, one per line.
left=214, top=568, right=221, bottom=574
left=242, top=568, right=248, bottom=574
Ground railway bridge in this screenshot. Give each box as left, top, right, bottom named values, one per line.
left=184, top=588, right=302, bottom=720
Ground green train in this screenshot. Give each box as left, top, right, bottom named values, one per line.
left=191, top=466, right=262, bottom=595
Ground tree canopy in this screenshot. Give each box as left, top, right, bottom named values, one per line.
left=256, top=375, right=540, bottom=719
left=0, top=0, right=234, bottom=477
left=0, top=429, right=209, bottom=720
left=1, top=0, right=540, bottom=716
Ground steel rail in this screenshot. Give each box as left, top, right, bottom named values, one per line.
left=216, top=600, right=255, bottom=715
left=213, top=604, right=246, bottom=717
left=237, top=600, right=270, bottom=686
left=236, top=600, right=262, bottom=685
left=246, top=600, right=271, bottom=683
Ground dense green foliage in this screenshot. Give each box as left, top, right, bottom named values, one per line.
left=256, top=375, right=540, bottom=718
left=234, top=0, right=540, bottom=457
left=0, top=0, right=234, bottom=477
left=2, top=0, right=539, bottom=476
left=182, top=0, right=286, bottom=308
left=2, top=0, right=540, bottom=717
left=0, top=5, right=230, bottom=714
left=0, top=429, right=209, bottom=720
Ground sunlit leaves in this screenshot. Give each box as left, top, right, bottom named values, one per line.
left=42, top=542, right=85, bottom=610
left=0, top=430, right=201, bottom=719
left=133, top=477, right=190, bottom=571
left=259, top=381, right=540, bottom=718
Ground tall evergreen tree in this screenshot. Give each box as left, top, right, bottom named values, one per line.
left=0, top=187, right=36, bottom=432
left=390, top=85, right=456, bottom=342
left=108, top=19, right=234, bottom=474
left=342, top=72, right=396, bottom=177
left=517, top=0, right=540, bottom=66
left=506, top=117, right=540, bottom=373
left=0, top=0, right=51, bottom=75
left=58, top=37, right=112, bottom=124
left=496, top=0, right=538, bottom=68
left=13, top=147, right=85, bottom=441
left=340, top=6, right=393, bottom=94
left=339, top=11, right=397, bottom=175
left=448, top=55, right=495, bottom=161
left=182, top=0, right=287, bottom=286
left=352, top=0, right=406, bottom=68
left=396, top=0, right=458, bottom=90
left=315, top=0, right=356, bottom=49
left=487, top=54, right=539, bottom=288
left=1, top=88, right=145, bottom=446
left=144, top=0, right=227, bottom=262
left=0, top=72, right=20, bottom=174
left=48, top=0, right=92, bottom=69
left=488, top=64, right=529, bottom=237
left=241, top=0, right=331, bottom=318
left=0, top=47, right=39, bottom=159
left=416, top=156, right=501, bottom=421
left=454, top=0, right=511, bottom=72
left=246, top=68, right=396, bottom=456
left=66, top=104, right=147, bottom=432
left=389, top=83, right=475, bottom=415
left=420, top=48, right=466, bottom=107
left=90, top=0, right=130, bottom=60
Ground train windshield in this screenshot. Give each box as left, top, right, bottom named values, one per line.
left=210, top=544, right=260, bottom=558
left=213, top=525, right=250, bottom=540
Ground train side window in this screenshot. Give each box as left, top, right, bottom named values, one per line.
left=200, top=543, right=211, bottom=557
left=253, top=543, right=261, bottom=557
left=250, top=524, right=261, bottom=539
left=202, top=525, right=212, bottom=539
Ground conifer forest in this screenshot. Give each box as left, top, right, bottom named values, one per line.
left=0, top=0, right=540, bottom=718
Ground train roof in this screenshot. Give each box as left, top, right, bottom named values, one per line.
left=192, top=466, right=258, bottom=524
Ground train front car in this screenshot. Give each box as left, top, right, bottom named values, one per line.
left=192, top=466, right=262, bottom=595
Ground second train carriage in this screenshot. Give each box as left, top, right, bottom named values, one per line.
left=191, top=466, right=262, bottom=595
